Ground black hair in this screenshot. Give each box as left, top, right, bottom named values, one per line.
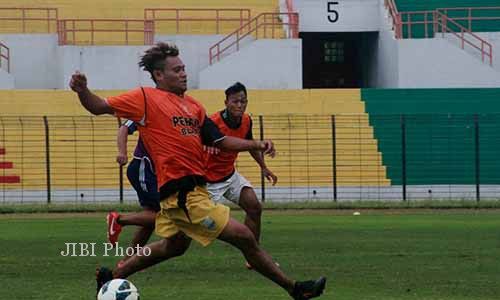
left=139, top=42, right=179, bottom=84
left=224, top=82, right=247, bottom=99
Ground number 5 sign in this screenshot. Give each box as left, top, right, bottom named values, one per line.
left=327, top=1, right=339, bottom=23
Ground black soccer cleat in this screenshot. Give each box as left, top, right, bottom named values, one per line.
left=96, top=266, right=113, bottom=294
left=290, top=276, right=327, bottom=300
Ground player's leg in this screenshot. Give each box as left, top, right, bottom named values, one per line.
left=108, top=158, right=158, bottom=246
left=121, top=160, right=160, bottom=252
left=224, top=171, right=261, bottom=242
left=171, top=184, right=287, bottom=288
left=116, top=209, right=156, bottom=227
left=217, top=218, right=326, bottom=300
left=128, top=215, right=154, bottom=246
left=217, top=217, right=293, bottom=291
left=98, top=192, right=193, bottom=292
left=226, top=172, right=267, bottom=269
left=117, top=208, right=157, bottom=265
left=113, top=232, right=191, bottom=278
left=97, top=232, right=191, bottom=292
left=107, top=209, right=156, bottom=250
left=238, top=186, right=262, bottom=243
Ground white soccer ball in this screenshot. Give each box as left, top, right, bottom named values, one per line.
left=97, top=279, right=140, bottom=300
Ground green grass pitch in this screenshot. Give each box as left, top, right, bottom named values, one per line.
left=1, top=209, right=499, bottom=299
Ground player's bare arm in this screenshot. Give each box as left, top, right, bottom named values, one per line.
left=216, top=136, right=276, bottom=158
left=69, top=71, right=114, bottom=115
left=249, top=150, right=278, bottom=185
left=116, top=125, right=129, bottom=166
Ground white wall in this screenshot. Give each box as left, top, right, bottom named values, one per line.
left=58, top=45, right=152, bottom=90
left=199, top=39, right=302, bottom=89
left=372, top=1, right=500, bottom=88
left=398, top=37, right=500, bottom=88
left=0, top=68, right=14, bottom=89
left=59, top=35, right=225, bottom=90
left=0, top=34, right=59, bottom=89
left=154, top=35, right=224, bottom=88
left=0, top=34, right=225, bottom=89
left=476, top=32, right=500, bottom=72
left=369, top=0, right=399, bottom=88
left=295, top=0, right=380, bottom=32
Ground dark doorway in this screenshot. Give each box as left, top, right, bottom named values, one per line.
left=301, top=32, right=376, bottom=88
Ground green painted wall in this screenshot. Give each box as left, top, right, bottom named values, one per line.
left=395, top=1, right=500, bottom=37
left=362, top=88, right=500, bottom=185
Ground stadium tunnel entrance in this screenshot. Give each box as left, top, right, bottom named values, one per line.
left=301, top=32, right=378, bottom=88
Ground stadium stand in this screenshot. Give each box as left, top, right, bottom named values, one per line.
left=362, top=88, right=500, bottom=185
left=396, top=0, right=500, bottom=15
left=393, top=0, right=500, bottom=38
left=2, top=0, right=498, bottom=202
left=0, top=89, right=389, bottom=192
left=0, top=0, right=277, bottom=19
left=0, top=0, right=280, bottom=38
left=0, top=117, right=45, bottom=191
left=0, top=147, right=20, bottom=184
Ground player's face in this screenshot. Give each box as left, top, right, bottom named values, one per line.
left=156, top=56, right=187, bottom=95
left=225, top=91, right=247, bottom=119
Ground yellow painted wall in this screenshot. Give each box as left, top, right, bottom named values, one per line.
left=0, top=89, right=390, bottom=190
left=0, top=89, right=364, bottom=116
left=0, top=1, right=280, bottom=37
left=0, top=0, right=278, bottom=19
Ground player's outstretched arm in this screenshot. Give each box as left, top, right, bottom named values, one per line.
left=69, top=71, right=114, bottom=115
left=217, top=136, right=276, bottom=158
left=201, top=117, right=275, bottom=157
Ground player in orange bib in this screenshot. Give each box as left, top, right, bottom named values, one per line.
left=69, top=42, right=325, bottom=300
left=206, top=82, right=278, bottom=269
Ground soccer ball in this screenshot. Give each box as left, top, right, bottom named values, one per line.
left=97, top=279, right=140, bottom=300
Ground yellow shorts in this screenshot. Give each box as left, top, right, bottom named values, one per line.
left=155, top=185, right=230, bottom=247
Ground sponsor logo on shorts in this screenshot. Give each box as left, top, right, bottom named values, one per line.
left=201, top=217, right=216, bottom=231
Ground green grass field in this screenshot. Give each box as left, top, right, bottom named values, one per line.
left=1, top=209, right=499, bottom=300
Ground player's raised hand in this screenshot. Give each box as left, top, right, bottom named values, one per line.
left=260, top=140, right=276, bottom=158
left=69, top=71, right=88, bottom=93
left=262, top=167, right=278, bottom=185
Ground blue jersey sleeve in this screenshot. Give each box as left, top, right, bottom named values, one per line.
left=122, top=119, right=138, bottom=135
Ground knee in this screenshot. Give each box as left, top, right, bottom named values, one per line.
left=170, top=235, right=191, bottom=257
left=235, top=226, right=259, bottom=251
left=245, top=200, right=262, bottom=218
left=170, top=242, right=189, bottom=258
left=170, top=246, right=188, bottom=258
left=240, top=190, right=262, bottom=217
left=157, top=237, right=189, bottom=258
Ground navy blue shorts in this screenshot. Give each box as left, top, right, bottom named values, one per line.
left=127, top=158, right=160, bottom=212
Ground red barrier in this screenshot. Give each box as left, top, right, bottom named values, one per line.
left=144, top=8, right=251, bottom=34
left=57, top=19, right=155, bottom=45
left=0, top=7, right=58, bottom=33
left=209, top=12, right=299, bottom=65
left=384, top=3, right=497, bottom=66
left=436, top=11, right=493, bottom=66
left=285, top=0, right=299, bottom=38
left=0, top=41, right=10, bottom=73
left=438, top=7, right=500, bottom=32
left=384, top=0, right=402, bottom=39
